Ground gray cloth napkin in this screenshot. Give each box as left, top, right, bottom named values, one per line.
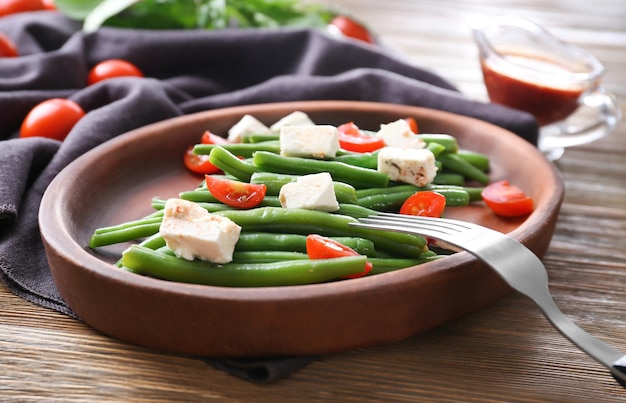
left=0, top=11, right=538, bottom=383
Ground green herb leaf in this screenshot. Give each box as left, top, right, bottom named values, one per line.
left=55, top=0, right=338, bottom=32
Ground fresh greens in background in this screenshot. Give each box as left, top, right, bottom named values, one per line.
left=54, top=0, right=337, bottom=33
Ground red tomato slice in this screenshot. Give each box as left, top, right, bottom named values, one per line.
left=19, top=98, right=85, bottom=141
left=0, top=32, right=18, bottom=57
left=205, top=175, right=266, bottom=209
left=400, top=191, right=446, bottom=217
left=328, top=15, right=374, bottom=44
left=201, top=130, right=230, bottom=145
left=87, top=59, right=144, bottom=85
left=481, top=180, right=533, bottom=217
left=183, top=146, right=222, bottom=175
left=337, top=121, right=385, bottom=153
left=404, top=117, right=419, bottom=133
left=306, top=234, right=372, bottom=279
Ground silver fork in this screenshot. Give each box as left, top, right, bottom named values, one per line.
left=350, top=212, right=626, bottom=388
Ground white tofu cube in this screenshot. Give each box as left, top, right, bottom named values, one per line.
left=279, top=125, right=339, bottom=158
left=160, top=198, right=241, bottom=263
left=377, top=147, right=438, bottom=186
left=227, top=114, right=271, bottom=143
left=279, top=172, right=340, bottom=212
left=270, top=111, right=315, bottom=133
left=376, top=119, right=426, bottom=149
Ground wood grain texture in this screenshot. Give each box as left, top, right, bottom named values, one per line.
left=2, top=0, right=625, bottom=401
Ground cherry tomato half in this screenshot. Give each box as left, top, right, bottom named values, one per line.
left=400, top=191, right=446, bottom=217
left=328, top=15, right=374, bottom=44
left=183, top=131, right=232, bottom=174
left=0, top=32, right=18, bottom=57
left=183, top=146, right=222, bottom=175
left=87, top=59, right=144, bottom=85
left=0, top=0, right=46, bottom=16
left=306, top=234, right=372, bottom=279
left=20, top=98, right=85, bottom=141
left=201, top=130, right=230, bottom=145
left=481, top=180, right=534, bottom=217
left=205, top=175, right=266, bottom=209
left=337, top=121, right=385, bottom=153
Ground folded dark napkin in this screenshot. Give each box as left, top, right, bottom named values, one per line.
left=0, top=11, right=538, bottom=383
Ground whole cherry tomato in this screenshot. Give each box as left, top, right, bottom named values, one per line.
left=20, top=98, right=85, bottom=141
left=328, top=15, right=374, bottom=44
left=0, top=0, right=46, bottom=16
left=87, top=59, right=144, bottom=85
left=0, top=31, right=18, bottom=57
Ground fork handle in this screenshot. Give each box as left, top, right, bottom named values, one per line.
left=534, top=292, right=626, bottom=387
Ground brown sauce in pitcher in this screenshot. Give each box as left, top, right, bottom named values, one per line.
left=481, top=51, right=587, bottom=126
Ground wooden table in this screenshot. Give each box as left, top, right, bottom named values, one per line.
left=2, top=1, right=625, bottom=401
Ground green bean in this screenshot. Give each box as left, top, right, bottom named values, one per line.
left=335, top=203, right=379, bottom=219
left=249, top=172, right=359, bottom=204
left=438, top=153, right=490, bottom=185
left=368, top=256, right=442, bottom=275
left=417, top=134, right=459, bottom=153
left=252, top=151, right=389, bottom=189
left=259, top=196, right=282, bottom=207
left=425, top=142, right=447, bottom=157
left=232, top=251, right=309, bottom=263
left=431, top=172, right=465, bottom=186
left=149, top=231, right=377, bottom=257
left=93, top=213, right=163, bottom=235
left=194, top=141, right=280, bottom=158
left=333, top=152, right=378, bottom=169
left=158, top=243, right=372, bottom=265
left=121, top=245, right=369, bottom=287
left=241, top=133, right=280, bottom=143
left=208, top=146, right=259, bottom=181
left=139, top=233, right=166, bottom=250
left=356, top=184, right=470, bottom=198
left=457, top=149, right=490, bottom=172
left=235, top=233, right=309, bottom=252
left=240, top=233, right=375, bottom=256
left=115, top=233, right=168, bottom=268
left=464, top=187, right=485, bottom=202
left=214, top=207, right=426, bottom=258
left=178, top=190, right=219, bottom=203
left=89, top=221, right=161, bottom=248
left=359, top=189, right=469, bottom=210
left=357, top=185, right=470, bottom=209
left=330, top=237, right=377, bottom=257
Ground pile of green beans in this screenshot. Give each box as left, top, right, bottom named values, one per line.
left=90, top=118, right=492, bottom=287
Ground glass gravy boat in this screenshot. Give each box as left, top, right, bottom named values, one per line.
left=472, top=16, right=621, bottom=160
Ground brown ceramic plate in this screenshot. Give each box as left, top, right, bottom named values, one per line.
left=40, top=101, right=563, bottom=357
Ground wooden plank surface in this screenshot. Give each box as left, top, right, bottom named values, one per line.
left=2, top=0, right=626, bottom=401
